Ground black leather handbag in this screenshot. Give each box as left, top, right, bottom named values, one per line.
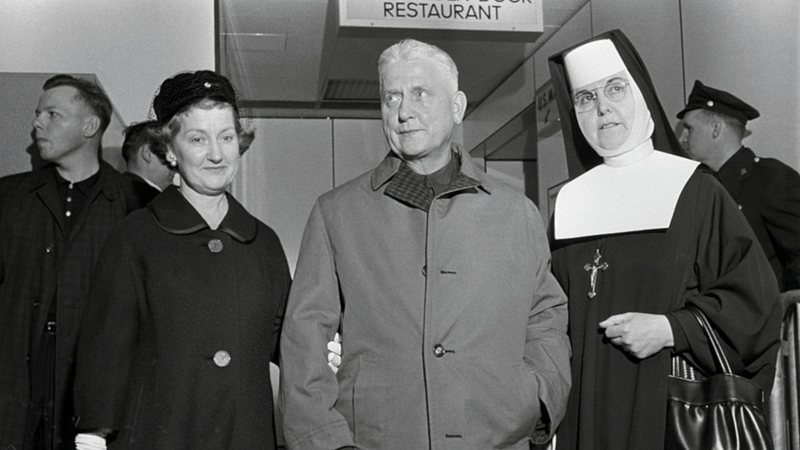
left=666, top=306, right=773, bottom=450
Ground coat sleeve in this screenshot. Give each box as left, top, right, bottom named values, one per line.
left=525, top=202, right=571, bottom=445
left=762, top=165, right=800, bottom=289
left=73, top=226, right=143, bottom=433
left=279, top=200, right=354, bottom=450
left=667, top=174, right=782, bottom=393
left=268, top=230, right=291, bottom=366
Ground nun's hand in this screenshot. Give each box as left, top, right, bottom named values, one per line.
left=599, top=312, right=673, bottom=359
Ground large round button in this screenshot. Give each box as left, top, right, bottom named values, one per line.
left=213, top=350, right=231, bottom=367
left=433, top=344, right=445, bottom=358
left=208, top=239, right=223, bottom=253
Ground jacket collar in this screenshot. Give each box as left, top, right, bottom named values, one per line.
left=28, top=161, right=122, bottom=201
left=717, top=146, right=754, bottom=185
left=370, top=144, right=488, bottom=194
left=147, top=185, right=256, bottom=243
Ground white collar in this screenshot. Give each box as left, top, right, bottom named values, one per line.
left=554, top=143, right=699, bottom=239
left=142, top=175, right=163, bottom=192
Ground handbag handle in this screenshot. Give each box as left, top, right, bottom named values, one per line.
left=686, top=305, right=733, bottom=375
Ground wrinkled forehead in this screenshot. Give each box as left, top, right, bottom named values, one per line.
left=564, top=39, right=626, bottom=90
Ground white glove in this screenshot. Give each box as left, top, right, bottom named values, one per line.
left=75, top=433, right=107, bottom=450
left=327, top=332, right=342, bottom=374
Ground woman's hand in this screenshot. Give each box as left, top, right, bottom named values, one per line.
left=327, top=332, right=342, bottom=373
left=75, top=433, right=106, bottom=450
left=599, top=312, right=674, bottom=359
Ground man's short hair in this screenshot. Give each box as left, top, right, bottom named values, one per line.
left=697, top=108, right=746, bottom=141
left=43, top=74, right=113, bottom=133
left=122, top=120, right=168, bottom=165
left=378, top=39, right=459, bottom=94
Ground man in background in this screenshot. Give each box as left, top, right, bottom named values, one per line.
left=0, top=74, right=139, bottom=449
left=121, top=120, right=174, bottom=204
left=678, top=80, right=800, bottom=292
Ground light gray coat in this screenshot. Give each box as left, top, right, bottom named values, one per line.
left=280, top=150, right=570, bottom=450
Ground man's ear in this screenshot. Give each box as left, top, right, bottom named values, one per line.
left=710, top=120, right=721, bottom=139
left=140, top=145, right=153, bottom=163
left=83, top=115, right=101, bottom=138
left=452, top=91, right=467, bottom=125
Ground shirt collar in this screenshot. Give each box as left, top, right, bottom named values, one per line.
left=30, top=161, right=120, bottom=201
left=147, top=186, right=256, bottom=242
left=135, top=173, right=164, bottom=192
left=54, top=166, right=101, bottom=195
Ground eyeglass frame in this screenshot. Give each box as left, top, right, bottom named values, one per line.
left=572, top=80, right=630, bottom=113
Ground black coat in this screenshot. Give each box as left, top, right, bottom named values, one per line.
left=0, top=162, right=140, bottom=449
left=717, top=147, right=800, bottom=290
left=73, top=186, right=290, bottom=449
left=124, top=172, right=161, bottom=205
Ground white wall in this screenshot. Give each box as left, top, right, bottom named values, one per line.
left=0, top=0, right=215, bottom=123
left=232, top=118, right=388, bottom=274
left=590, top=0, right=684, bottom=123
left=466, top=0, right=800, bottom=226
left=532, top=3, right=591, bottom=220
left=681, top=0, right=800, bottom=169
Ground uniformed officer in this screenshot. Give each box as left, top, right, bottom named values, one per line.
left=677, top=80, right=800, bottom=291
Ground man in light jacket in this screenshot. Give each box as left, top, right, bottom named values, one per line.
left=279, top=38, right=570, bottom=450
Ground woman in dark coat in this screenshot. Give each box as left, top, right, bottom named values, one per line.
left=72, top=71, right=290, bottom=449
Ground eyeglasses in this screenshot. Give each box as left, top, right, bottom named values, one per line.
left=573, top=81, right=630, bottom=113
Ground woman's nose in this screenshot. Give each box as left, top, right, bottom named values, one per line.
left=207, top=141, right=223, bottom=162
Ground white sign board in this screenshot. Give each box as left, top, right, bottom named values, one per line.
left=338, top=0, right=543, bottom=33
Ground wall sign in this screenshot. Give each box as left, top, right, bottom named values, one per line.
left=536, top=80, right=560, bottom=137
left=338, top=0, right=543, bottom=33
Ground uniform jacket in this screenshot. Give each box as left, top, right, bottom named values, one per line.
left=73, top=186, right=290, bottom=449
left=717, top=146, right=800, bottom=290
left=280, top=149, right=571, bottom=450
left=0, top=162, right=140, bottom=448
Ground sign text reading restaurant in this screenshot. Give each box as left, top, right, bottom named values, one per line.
left=339, top=0, right=543, bottom=33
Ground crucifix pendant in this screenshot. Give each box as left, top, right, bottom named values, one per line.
left=583, top=248, right=609, bottom=299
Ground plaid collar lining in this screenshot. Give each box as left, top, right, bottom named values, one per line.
left=383, top=154, right=481, bottom=211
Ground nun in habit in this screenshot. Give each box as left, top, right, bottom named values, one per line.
left=547, top=30, right=781, bottom=450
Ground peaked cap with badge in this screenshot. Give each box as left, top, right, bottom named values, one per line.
left=677, top=80, right=759, bottom=124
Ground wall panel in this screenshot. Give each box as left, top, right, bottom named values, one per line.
left=233, top=118, right=333, bottom=274
left=332, top=119, right=387, bottom=187
left=590, top=0, right=684, bottom=125
left=681, top=0, right=800, bottom=169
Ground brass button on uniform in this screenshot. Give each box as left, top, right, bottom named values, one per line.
left=45, top=244, right=54, bottom=254
left=422, top=265, right=427, bottom=277
left=433, top=344, right=445, bottom=358
left=213, top=350, right=231, bottom=367
left=208, top=239, right=223, bottom=253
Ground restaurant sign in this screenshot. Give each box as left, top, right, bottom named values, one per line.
left=338, top=0, right=543, bottom=33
